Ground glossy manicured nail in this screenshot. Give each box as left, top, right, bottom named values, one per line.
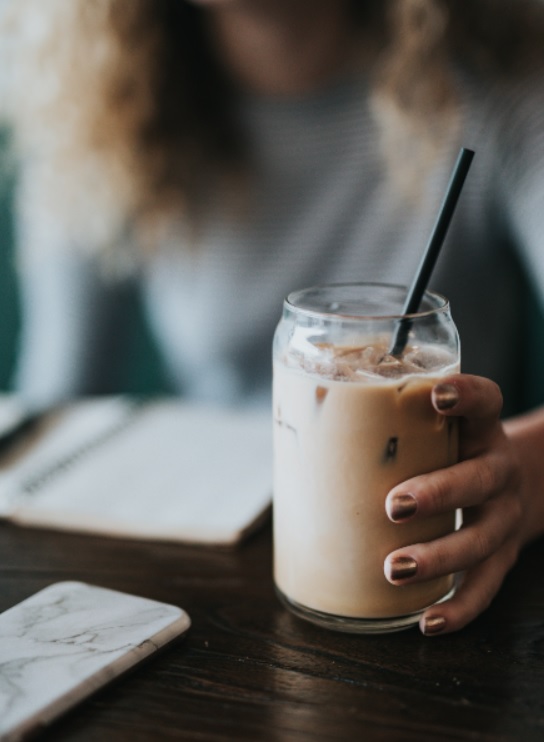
left=422, top=615, right=447, bottom=635
left=433, top=383, right=459, bottom=410
left=388, top=492, right=417, bottom=522
left=387, top=555, right=418, bottom=581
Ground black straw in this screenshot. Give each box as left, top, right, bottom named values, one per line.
left=389, top=147, right=475, bottom=357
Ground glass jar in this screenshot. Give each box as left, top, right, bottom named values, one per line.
left=272, top=282, right=460, bottom=633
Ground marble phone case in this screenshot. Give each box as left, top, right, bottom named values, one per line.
left=0, top=581, right=191, bottom=741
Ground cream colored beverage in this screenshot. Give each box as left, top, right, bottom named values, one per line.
left=272, top=283, right=460, bottom=633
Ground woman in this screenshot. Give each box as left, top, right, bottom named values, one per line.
left=1, top=0, right=544, bottom=634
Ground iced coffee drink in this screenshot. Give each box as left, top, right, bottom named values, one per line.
left=272, top=283, right=460, bottom=633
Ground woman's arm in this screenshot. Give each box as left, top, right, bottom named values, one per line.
left=503, top=406, right=544, bottom=542
left=382, top=374, right=544, bottom=635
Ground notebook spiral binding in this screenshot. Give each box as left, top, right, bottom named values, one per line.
left=19, top=401, right=148, bottom=497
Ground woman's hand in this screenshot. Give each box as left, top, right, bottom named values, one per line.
left=383, top=374, right=528, bottom=636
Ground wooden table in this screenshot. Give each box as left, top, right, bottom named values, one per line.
left=1, top=520, right=543, bottom=741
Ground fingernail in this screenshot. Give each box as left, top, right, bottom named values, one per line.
left=433, top=383, right=459, bottom=410
left=387, top=555, right=418, bottom=581
left=387, top=492, right=417, bottom=522
left=422, top=615, right=447, bottom=635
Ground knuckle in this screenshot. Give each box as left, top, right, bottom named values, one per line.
left=473, top=455, right=498, bottom=498
left=471, top=512, right=507, bottom=563
left=423, top=472, right=452, bottom=512
left=489, top=381, right=504, bottom=416
left=506, top=491, right=523, bottom=528
left=505, top=450, right=523, bottom=492
left=429, top=543, right=451, bottom=576
left=463, top=375, right=503, bottom=417
left=476, top=376, right=504, bottom=417
left=471, top=527, right=495, bottom=563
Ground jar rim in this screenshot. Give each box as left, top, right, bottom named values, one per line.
left=285, top=282, right=450, bottom=322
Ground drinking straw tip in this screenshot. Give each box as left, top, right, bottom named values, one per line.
left=389, top=147, right=475, bottom=356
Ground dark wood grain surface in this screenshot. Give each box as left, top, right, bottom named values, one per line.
left=1, top=520, right=543, bottom=741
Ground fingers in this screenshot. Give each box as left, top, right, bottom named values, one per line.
left=432, top=374, right=503, bottom=421
left=384, top=480, right=522, bottom=636
left=432, top=374, right=503, bottom=454
left=385, top=444, right=516, bottom=521
left=385, top=373, right=520, bottom=521
left=419, top=537, right=520, bottom=635
left=384, top=491, right=521, bottom=585
left=382, top=373, right=523, bottom=635
left=384, top=505, right=521, bottom=636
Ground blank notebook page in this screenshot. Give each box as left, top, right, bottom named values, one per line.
left=0, top=399, right=273, bottom=546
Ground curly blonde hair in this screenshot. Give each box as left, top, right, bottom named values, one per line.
left=1, top=0, right=543, bottom=249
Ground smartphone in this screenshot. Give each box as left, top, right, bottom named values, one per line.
left=0, top=581, right=191, bottom=741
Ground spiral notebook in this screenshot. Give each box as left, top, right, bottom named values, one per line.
left=0, top=398, right=273, bottom=546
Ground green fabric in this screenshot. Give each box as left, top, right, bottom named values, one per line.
left=0, top=128, right=170, bottom=396
left=0, top=129, right=20, bottom=390
left=111, top=288, right=172, bottom=396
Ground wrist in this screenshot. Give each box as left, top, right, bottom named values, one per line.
left=503, top=409, right=544, bottom=544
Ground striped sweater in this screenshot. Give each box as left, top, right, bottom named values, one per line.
left=13, top=71, right=544, bottom=415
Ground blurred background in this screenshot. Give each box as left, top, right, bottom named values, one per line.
left=0, top=127, right=172, bottom=397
